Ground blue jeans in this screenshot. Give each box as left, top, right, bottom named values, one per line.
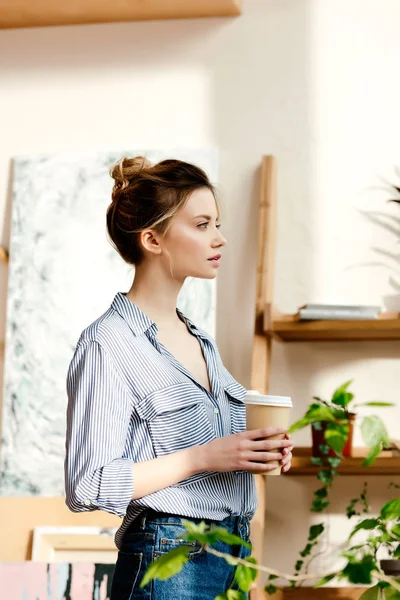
left=110, top=509, right=253, bottom=599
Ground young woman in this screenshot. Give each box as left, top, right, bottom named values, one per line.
left=65, top=157, right=293, bottom=599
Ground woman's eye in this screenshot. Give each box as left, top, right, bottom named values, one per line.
left=197, top=223, right=221, bottom=229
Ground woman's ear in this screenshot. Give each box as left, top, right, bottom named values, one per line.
left=139, top=229, right=162, bottom=256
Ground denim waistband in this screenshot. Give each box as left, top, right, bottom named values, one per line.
left=133, top=508, right=249, bottom=531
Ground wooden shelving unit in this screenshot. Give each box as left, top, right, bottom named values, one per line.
left=288, top=447, right=400, bottom=476
left=270, top=316, right=400, bottom=342
left=0, top=0, right=242, bottom=29
left=249, top=156, right=400, bottom=600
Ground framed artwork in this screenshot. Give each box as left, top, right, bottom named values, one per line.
left=31, top=526, right=118, bottom=563
left=0, top=147, right=218, bottom=496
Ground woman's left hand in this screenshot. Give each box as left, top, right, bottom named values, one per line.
left=280, top=433, right=294, bottom=473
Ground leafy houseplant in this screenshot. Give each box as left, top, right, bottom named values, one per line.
left=286, top=380, right=393, bottom=464
left=262, top=380, right=393, bottom=589
left=340, top=482, right=400, bottom=600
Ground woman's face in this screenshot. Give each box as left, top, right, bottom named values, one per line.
left=162, top=187, right=227, bottom=281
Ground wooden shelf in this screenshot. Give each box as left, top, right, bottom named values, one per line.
left=0, top=0, right=242, bottom=29
left=270, top=317, right=400, bottom=342
left=286, top=447, right=400, bottom=476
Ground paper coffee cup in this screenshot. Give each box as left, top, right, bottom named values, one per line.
left=245, top=390, right=292, bottom=476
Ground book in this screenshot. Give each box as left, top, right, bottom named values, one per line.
left=298, top=304, right=381, bottom=321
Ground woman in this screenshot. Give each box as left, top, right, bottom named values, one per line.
left=65, top=156, right=293, bottom=599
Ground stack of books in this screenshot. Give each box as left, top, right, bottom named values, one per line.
left=298, top=304, right=381, bottom=321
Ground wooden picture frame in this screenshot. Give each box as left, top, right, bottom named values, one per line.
left=31, top=526, right=118, bottom=563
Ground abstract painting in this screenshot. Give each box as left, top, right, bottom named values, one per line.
left=0, top=562, right=115, bottom=600
left=0, top=148, right=218, bottom=495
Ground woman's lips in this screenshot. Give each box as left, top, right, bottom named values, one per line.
left=208, top=254, right=222, bottom=267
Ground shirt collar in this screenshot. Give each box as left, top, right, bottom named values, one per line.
left=111, top=292, right=158, bottom=336
left=111, top=292, right=207, bottom=340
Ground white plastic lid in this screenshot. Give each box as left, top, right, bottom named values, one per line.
left=245, top=390, right=292, bottom=407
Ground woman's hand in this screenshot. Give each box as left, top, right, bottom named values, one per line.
left=198, top=428, right=294, bottom=474
left=280, top=432, right=294, bottom=473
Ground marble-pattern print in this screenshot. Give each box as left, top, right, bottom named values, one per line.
left=0, top=562, right=114, bottom=600
left=0, top=148, right=218, bottom=495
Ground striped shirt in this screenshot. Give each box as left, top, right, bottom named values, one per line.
left=65, top=292, right=257, bottom=549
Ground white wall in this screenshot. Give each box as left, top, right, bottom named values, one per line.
left=0, top=0, right=399, bottom=585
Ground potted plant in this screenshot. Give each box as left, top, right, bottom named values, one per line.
left=286, top=380, right=393, bottom=463
left=267, top=380, right=393, bottom=588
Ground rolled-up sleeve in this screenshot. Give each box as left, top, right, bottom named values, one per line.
left=65, top=340, right=134, bottom=516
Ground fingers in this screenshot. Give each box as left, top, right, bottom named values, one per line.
left=246, top=462, right=281, bottom=473
left=245, top=451, right=283, bottom=463
left=251, top=438, right=292, bottom=452
left=247, top=427, right=287, bottom=440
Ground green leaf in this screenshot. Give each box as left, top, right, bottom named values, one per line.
left=287, top=403, right=336, bottom=433
left=357, top=402, right=394, bottom=407
left=181, top=520, right=252, bottom=550
left=295, top=560, right=304, bottom=571
left=208, top=526, right=252, bottom=550
left=311, top=456, right=323, bottom=466
left=318, top=470, right=334, bottom=484
left=140, top=545, right=189, bottom=587
left=234, top=557, right=258, bottom=592
left=264, top=584, right=278, bottom=595
left=327, top=457, right=342, bottom=468
left=384, top=588, right=400, bottom=600
left=216, top=591, right=248, bottom=600
left=299, top=542, right=314, bottom=557
left=389, top=523, right=400, bottom=539
left=381, top=499, right=400, bottom=520
left=361, top=415, right=390, bottom=452
left=309, top=523, right=325, bottom=541
left=342, top=555, right=376, bottom=584
left=314, top=572, right=338, bottom=588
left=331, top=380, right=354, bottom=407
left=315, top=487, right=328, bottom=498
left=325, top=421, right=349, bottom=454
left=319, top=444, right=330, bottom=455
left=311, top=499, right=329, bottom=513
left=394, top=543, right=400, bottom=558
left=363, top=444, right=384, bottom=467
left=349, top=518, right=380, bottom=539
left=358, top=584, right=382, bottom=600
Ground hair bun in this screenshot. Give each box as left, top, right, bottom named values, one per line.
left=110, top=156, right=152, bottom=192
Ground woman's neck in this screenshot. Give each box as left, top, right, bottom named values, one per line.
left=126, top=263, right=184, bottom=329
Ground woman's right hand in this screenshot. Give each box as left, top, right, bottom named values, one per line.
left=199, top=428, right=293, bottom=474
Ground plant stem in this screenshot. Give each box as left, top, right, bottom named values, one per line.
left=204, top=544, right=332, bottom=582
left=374, top=571, right=400, bottom=592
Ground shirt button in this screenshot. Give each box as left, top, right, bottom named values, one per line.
left=83, top=499, right=92, bottom=506
left=214, top=408, right=219, bottom=414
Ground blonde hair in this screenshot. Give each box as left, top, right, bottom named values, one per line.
left=107, top=156, right=218, bottom=265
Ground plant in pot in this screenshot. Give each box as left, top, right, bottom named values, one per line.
left=262, top=380, right=393, bottom=589
left=287, top=379, right=392, bottom=464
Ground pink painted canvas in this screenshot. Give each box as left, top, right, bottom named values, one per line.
left=0, top=562, right=114, bottom=600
